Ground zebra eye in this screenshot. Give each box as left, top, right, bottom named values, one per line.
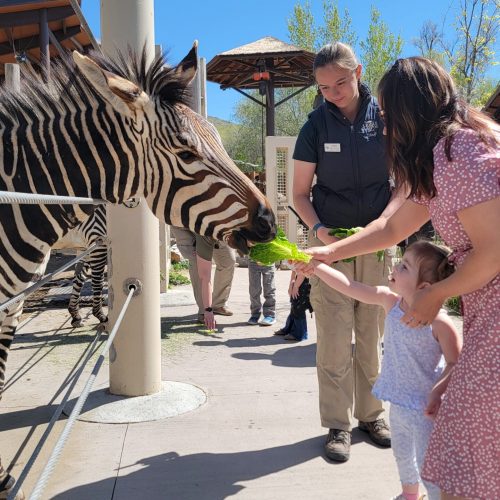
left=178, top=150, right=198, bottom=162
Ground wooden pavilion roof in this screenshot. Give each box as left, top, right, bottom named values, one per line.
left=483, top=83, right=500, bottom=123
left=206, top=36, right=315, bottom=90
left=0, top=0, right=94, bottom=76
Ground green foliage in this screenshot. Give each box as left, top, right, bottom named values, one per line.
left=319, top=1, right=357, bottom=48
left=168, top=271, right=190, bottom=288
left=172, top=260, right=190, bottom=271
left=249, top=227, right=311, bottom=266
left=359, top=7, right=403, bottom=93
left=445, top=296, right=461, bottom=314
left=415, top=1, right=499, bottom=105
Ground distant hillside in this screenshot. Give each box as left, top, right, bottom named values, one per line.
left=208, top=116, right=240, bottom=146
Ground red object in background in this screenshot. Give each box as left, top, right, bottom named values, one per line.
left=252, top=71, right=270, bottom=81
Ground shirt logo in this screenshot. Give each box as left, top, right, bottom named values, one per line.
left=324, top=143, right=341, bottom=152
left=360, top=120, right=378, bottom=138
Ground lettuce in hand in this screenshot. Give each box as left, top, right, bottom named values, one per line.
left=249, top=227, right=311, bottom=266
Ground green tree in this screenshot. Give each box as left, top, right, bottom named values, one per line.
left=415, top=1, right=499, bottom=106
left=359, top=6, right=403, bottom=93
left=446, top=0, right=499, bottom=105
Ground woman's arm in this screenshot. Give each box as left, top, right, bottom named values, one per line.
left=375, top=183, right=409, bottom=221
left=424, top=312, right=462, bottom=419
left=403, top=196, right=500, bottom=326
left=312, top=261, right=397, bottom=313
left=293, top=160, right=338, bottom=245
left=298, top=199, right=430, bottom=268
left=196, top=254, right=216, bottom=330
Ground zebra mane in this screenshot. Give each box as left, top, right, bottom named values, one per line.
left=0, top=47, right=192, bottom=118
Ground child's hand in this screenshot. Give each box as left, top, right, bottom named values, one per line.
left=424, top=391, right=442, bottom=420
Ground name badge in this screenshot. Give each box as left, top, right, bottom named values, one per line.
left=324, top=143, right=341, bottom=152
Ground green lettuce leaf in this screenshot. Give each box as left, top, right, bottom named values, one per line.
left=249, top=227, right=311, bottom=266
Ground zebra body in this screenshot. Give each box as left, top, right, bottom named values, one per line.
left=0, top=45, right=276, bottom=496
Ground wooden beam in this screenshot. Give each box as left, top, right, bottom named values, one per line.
left=0, top=25, right=81, bottom=56
left=68, top=0, right=100, bottom=51
left=0, top=6, right=75, bottom=28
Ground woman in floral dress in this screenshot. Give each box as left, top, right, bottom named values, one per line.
left=296, top=57, right=499, bottom=499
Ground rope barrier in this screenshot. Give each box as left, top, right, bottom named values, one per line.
left=6, top=329, right=105, bottom=500
left=0, top=191, right=106, bottom=205
left=28, top=285, right=136, bottom=500
left=0, top=239, right=106, bottom=314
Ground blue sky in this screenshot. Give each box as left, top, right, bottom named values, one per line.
left=82, top=0, right=499, bottom=121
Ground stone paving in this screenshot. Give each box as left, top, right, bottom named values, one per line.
left=0, top=265, right=462, bottom=499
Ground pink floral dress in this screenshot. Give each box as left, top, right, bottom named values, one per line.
left=416, top=128, right=500, bottom=499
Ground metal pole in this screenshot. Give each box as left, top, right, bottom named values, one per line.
left=39, top=9, right=50, bottom=80
left=101, top=0, right=161, bottom=396
left=5, top=63, right=20, bottom=91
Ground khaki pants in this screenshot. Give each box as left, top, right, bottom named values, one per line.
left=309, top=235, right=394, bottom=431
left=171, top=227, right=236, bottom=313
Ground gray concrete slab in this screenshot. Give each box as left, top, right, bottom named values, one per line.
left=1, top=266, right=462, bottom=499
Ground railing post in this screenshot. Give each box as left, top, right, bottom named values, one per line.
left=5, top=63, right=20, bottom=92
left=101, top=0, right=161, bottom=396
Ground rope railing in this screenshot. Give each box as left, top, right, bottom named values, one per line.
left=0, top=191, right=106, bottom=205
left=6, top=329, right=105, bottom=500
left=26, top=285, right=136, bottom=500
left=0, top=239, right=106, bottom=314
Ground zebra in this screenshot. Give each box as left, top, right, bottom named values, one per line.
left=53, top=204, right=108, bottom=328
left=0, top=44, right=276, bottom=498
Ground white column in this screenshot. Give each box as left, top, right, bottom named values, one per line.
left=101, top=0, right=161, bottom=396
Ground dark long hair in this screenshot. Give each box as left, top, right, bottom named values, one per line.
left=378, top=57, right=499, bottom=199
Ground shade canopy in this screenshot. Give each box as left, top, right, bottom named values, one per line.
left=207, top=36, right=316, bottom=136
left=483, top=84, right=500, bottom=123
left=0, top=0, right=95, bottom=77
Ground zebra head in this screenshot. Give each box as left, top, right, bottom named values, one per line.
left=72, top=44, right=277, bottom=253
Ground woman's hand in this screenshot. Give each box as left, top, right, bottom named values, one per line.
left=424, top=390, right=442, bottom=420
left=402, top=286, right=444, bottom=328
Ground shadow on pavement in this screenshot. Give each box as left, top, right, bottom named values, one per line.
left=51, top=436, right=336, bottom=500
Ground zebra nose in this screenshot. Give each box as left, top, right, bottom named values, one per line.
left=253, top=203, right=277, bottom=242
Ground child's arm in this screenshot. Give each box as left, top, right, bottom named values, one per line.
left=311, top=261, right=397, bottom=313
left=424, top=312, right=462, bottom=419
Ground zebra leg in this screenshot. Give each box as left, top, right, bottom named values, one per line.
left=90, top=246, right=108, bottom=329
left=0, top=302, right=23, bottom=399
left=0, top=458, right=25, bottom=500
left=68, top=261, right=90, bottom=327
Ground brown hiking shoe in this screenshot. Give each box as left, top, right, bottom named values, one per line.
left=358, top=418, right=391, bottom=447
left=213, top=306, right=233, bottom=316
left=324, top=429, right=351, bottom=462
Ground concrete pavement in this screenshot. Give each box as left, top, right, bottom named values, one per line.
left=1, top=265, right=436, bottom=499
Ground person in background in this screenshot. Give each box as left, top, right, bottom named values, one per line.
left=299, top=57, right=499, bottom=499
left=274, top=270, right=312, bottom=341
left=305, top=240, right=461, bottom=500
left=171, top=227, right=236, bottom=325
left=293, top=41, right=407, bottom=462
left=247, top=259, right=276, bottom=326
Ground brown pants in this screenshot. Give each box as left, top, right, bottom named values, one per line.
left=309, top=235, right=394, bottom=431
left=172, top=227, right=236, bottom=314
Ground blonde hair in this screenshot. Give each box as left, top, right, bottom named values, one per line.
left=313, top=42, right=359, bottom=74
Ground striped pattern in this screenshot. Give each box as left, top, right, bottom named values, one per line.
left=58, top=204, right=108, bottom=328
left=0, top=45, right=276, bottom=407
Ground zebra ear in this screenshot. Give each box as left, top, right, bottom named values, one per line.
left=73, top=51, right=149, bottom=117
left=174, top=41, right=198, bottom=85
